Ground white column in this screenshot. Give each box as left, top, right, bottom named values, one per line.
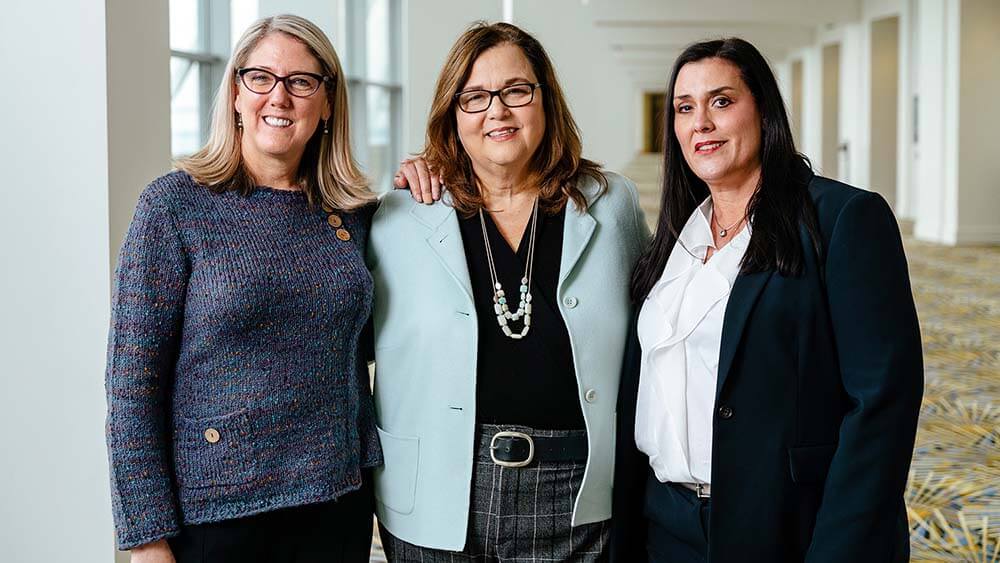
left=955, top=0, right=1000, bottom=243
left=913, top=0, right=960, bottom=243
left=896, top=0, right=917, bottom=220
left=0, top=0, right=163, bottom=560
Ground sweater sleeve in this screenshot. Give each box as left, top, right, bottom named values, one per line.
left=105, top=184, right=189, bottom=549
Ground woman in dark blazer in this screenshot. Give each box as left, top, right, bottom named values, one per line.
left=611, top=38, right=923, bottom=562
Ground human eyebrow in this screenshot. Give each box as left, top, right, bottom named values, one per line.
left=461, top=77, right=534, bottom=91
left=674, top=86, right=736, bottom=101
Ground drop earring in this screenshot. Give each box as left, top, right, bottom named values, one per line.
left=322, top=119, right=329, bottom=135
left=236, top=113, right=243, bottom=129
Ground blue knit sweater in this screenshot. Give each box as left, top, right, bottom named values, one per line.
left=105, top=171, right=382, bottom=549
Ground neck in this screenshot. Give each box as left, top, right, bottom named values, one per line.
left=707, top=167, right=760, bottom=224
left=243, top=147, right=303, bottom=191
left=475, top=164, right=537, bottom=211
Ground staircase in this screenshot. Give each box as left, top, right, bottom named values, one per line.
left=621, top=152, right=662, bottom=231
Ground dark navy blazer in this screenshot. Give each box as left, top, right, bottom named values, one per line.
left=612, top=174, right=923, bottom=562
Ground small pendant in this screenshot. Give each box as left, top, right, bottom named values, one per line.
left=719, top=228, right=728, bottom=237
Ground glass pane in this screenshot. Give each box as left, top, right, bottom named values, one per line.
left=169, top=0, right=200, bottom=51
left=230, top=0, right=259, bottom=50
left=171, top=57, right=201, bottom=157
left=366, top=86, right=393, bottom=190
left=365, top=0, right=391, bottom=82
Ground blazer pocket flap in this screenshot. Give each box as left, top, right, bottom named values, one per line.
left=788, top=444, right=837, bottom=484
left=174, top=410, right=256, bottom=488
left=374, top=426, right=420, bottom=515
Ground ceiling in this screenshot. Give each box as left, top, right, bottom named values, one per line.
left=580, top=0, right=863, bottom=90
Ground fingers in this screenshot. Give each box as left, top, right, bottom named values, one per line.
left=414, top=159, right=433, bottom=205
left=395, top=160, right=423, bottom=203
left=395, top=158, right=441, bottom=204
left=430, top=173, right=441, bottom=201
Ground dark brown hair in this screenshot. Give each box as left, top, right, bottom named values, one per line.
left=423, top=22, right=605, bottom=216
left=631, top=38, right=821, bottom=302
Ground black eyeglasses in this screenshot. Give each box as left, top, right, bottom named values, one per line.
left=236, top=67, right=332, bottom=97
left=454, top=83, right=543, bottom=113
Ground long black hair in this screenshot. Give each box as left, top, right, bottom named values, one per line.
left=631, top=37, right=822, bottom=303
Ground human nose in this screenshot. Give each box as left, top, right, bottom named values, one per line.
left=484, top=92, right=509, bottom=118
left=692, top=105, right=714, bottom=133
left=268, top=80, right=292, bottom=106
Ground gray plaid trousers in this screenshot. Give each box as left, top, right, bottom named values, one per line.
left=379, top=424, right=609, bottom=562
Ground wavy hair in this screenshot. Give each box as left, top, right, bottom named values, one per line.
left=423, top=22, right=605, bottom=216
left=175, top=14, right=373, bottom=209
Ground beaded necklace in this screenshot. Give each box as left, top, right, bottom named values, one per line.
left=479, top=197, right=539, bottom=340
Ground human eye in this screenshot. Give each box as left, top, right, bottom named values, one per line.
left=675, top=103, right=693, bottom=113
left=290, top=75, right=318, bottom=90
left=247, top=70, right=273, bottom=84
left=712, top=97, right=732, bottom=108
left=505, top=84, right=533, bottom=96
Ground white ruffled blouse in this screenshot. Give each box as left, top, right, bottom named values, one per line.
left=635, top=197, right=750, bottom=485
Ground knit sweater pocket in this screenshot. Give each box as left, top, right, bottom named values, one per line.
left=173, top=410, right=257, bottom=488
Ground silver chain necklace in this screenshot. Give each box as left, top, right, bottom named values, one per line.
left=479, top=197, right=539, bottom=340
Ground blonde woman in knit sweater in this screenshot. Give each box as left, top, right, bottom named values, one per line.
left=105, top=15, right=380, bottom=563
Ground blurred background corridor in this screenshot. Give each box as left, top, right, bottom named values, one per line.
left=1, top=0, right=997, bottom=561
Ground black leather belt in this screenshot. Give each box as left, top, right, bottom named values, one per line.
left=489, top=431, right=588, bottom=467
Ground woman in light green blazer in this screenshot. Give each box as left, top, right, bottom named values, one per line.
left=368, top=22, right=649, bottom=561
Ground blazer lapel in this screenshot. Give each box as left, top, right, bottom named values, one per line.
left=559, top=176, right=602, bottom=286
left=715, top=269, right=773, bottom=400
left=409, top=198, right=475, bottom=305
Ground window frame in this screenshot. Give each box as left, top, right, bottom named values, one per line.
left=169, top=0, right=230, bottom=156
left=344, top=0, right=404, bottom=192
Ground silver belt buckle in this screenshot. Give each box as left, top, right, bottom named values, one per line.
left=695, top=483, right=710, bottom=499
left=490, top=431, right=535, bottom=468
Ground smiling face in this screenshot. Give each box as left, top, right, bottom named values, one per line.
left=672, top=57, right=762, bottom=190
left=235, top=32, right=330, bottom=174
left=454, top=43, right=545, bottom=182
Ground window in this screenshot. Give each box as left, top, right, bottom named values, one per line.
left=169, top=0, right=404, bottom=186
left=169, top=0, right=258, bottom=157
left=345, top=0, right=404, bottom=192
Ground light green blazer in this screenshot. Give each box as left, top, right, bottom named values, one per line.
left=368, top=171, right=650, bottom=550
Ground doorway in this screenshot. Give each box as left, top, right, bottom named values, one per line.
left=870, top=16, right=900, bottom=208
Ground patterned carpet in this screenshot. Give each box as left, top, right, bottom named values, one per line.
left=905, top=240, right=1000, bottom=561
left=368, top=238, right=1000, bottom=562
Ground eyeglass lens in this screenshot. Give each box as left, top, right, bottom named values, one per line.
left=458, top=84, right=536, bottom=113
left=241, top=69, right=321, bottom=97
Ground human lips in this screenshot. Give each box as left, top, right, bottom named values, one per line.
left=694, top=140, right=726, bottom=154
left=485, top=126, right=519, bottom=141
left=263, top=116, right=294, bottom=128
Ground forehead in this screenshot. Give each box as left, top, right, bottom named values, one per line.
left=463, top=43, right=537, bottom=88
left=674, top=57, right=746, bottom=94
left=244, top=32, right=322, bottom=73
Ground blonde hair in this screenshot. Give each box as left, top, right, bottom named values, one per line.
left=423, top=22, right=605, bottom=216
left=175, top=14, right=374, bottom=209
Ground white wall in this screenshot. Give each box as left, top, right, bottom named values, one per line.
left=399, top=0, right=637, bottom=173
left=0, top=0, right=115, bottom=561
left=956, top=0, right=1000, bottom=243
left=913, top=0, right=961, bottom=243
left=512, top=0, right=637, bottom=172
left=402, top=0, right=503, bottom=155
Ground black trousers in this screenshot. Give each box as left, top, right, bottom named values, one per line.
left=168, top=480, right=374, bottom=563
left=645, top=472, right=711, bottom=563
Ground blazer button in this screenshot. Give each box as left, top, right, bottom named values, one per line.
left=717, top=405, right=734, bottom=420
left=585, top=389, right=598, bottom=403
left=563, top=296, right=578, bottom=308
left=204, top=428, right=221, bottom=443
